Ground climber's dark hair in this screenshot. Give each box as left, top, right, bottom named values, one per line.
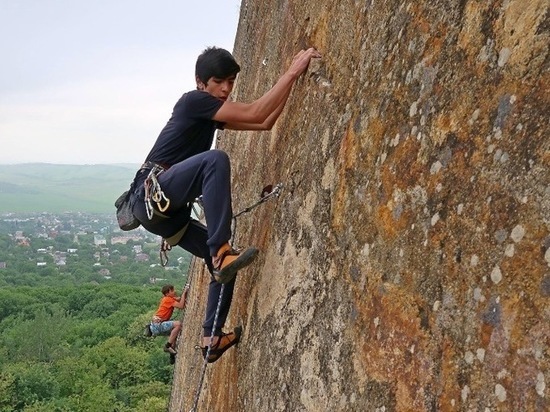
left=161, top=284, right=174, bottom=295
left=195, top=46, right=241, bottom=85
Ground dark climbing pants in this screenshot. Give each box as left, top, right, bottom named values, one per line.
left=173, top=219, right=235, bottom=337
left=132, top=149, right=235, bottom=337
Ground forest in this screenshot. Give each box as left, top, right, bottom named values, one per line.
left=0, top=214, right=192, bottom=411
left=0, top=283, right=187, bottom=411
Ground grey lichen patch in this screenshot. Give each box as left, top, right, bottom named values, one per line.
left=494, top=94, right=515, bottom=130
left=482, top=298, right=502, bottom=326
left=409, top=101, right=418, bottom=117
left=430, top=161, right=443, bottom=174
left=510, top=224, right=525, bottom=243
left=495, top=383, right=507, bottom=402
left=491, top=265, right=503, bottom=284
left=536, top=372, right=546, bottom=397
left=498, top=48, right=512, bottom=67
left=473, top=287, right=486, bottom=302
left=321, top=158, right=336, bottom=190
left=468, top=109, right=481, bottom=125
left=476, top=348, right=486, bottom=363
left=494, top=229, right=508, bottom=244
left=504, top=243, right=515, bottom=257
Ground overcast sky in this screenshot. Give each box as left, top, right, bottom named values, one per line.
left=0, top=0, right=241, bottom=165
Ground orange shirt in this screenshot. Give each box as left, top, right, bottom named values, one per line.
left=155, top=295, right=177, bottom=321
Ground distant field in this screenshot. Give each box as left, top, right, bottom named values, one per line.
left=0, top=163, right=140, bottom=213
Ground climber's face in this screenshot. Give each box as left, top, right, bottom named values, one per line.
left=197, top=75, right=236, bottom=101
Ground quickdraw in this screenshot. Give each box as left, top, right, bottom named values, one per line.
left=160, top=239, right=172, bottom=267
left=144, top=164, right=170, bottom=220
left=231, top=183, right=283, bottom=238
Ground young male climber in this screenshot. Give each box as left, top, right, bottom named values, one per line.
left=131, top=45, right=321, bottom=363
left=149, top=284, right=189, bottom=364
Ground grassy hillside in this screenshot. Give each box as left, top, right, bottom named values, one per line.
left=0, top=163, right=140, bottom=213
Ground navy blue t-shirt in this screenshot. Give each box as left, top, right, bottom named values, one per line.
left=145, top=90, right=225, bottom=166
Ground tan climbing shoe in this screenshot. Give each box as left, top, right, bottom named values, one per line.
left=213, top=243, right=258, bottom=284
left=200, top=326, right=242, bottom=363
left=164, top=342, right=177, bottom=355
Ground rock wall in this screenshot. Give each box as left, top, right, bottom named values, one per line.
left=170, top=0, right=549, bottom=411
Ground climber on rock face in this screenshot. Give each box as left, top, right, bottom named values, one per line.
left=148, top=284, right=189, bottom=364
left=130, top=45, right=321, bottom=362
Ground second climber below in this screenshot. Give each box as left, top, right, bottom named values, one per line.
left=131, top=46, right=321, bottom=362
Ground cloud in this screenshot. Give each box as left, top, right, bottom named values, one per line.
left=0, top=0, right=241, bottom=164
left=1, top=48, right=201, bottom=164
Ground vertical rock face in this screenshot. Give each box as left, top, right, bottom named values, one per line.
left=170, top=1, right=549, bottom=411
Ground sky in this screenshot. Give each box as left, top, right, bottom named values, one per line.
left=0, top=0, right=242, bottom=165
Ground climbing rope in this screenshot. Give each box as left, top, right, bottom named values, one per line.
left=189, top=283, right=226, bottom=412
left=167, top=256, right=197, bottom=412
left=186, top=183, right=284, bottom=412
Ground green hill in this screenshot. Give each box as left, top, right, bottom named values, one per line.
left=0, top=163, right=140, bottom=213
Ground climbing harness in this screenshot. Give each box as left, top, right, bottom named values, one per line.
left=183, top=183, right=284, bottom=412
left=144, top=163, right=170, bottom=220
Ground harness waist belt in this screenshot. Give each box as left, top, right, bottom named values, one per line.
left=141, top=161, right=170, bottom=171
